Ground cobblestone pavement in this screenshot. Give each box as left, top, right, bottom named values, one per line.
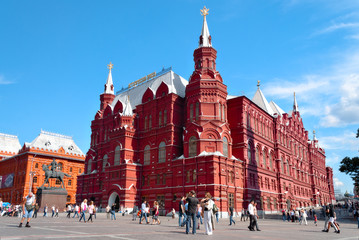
left=0, top=213, right=358, bottom=240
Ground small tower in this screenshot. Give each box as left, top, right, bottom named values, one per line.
left=100, top=62, right=115, bottom=111
left=293, top=92, right=299, bottom=113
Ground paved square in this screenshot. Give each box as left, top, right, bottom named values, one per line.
left=0, top=213, right=358, bottom=240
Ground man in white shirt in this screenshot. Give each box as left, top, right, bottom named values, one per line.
left=139, top=200, right=149, bottom=224
left=18, top=192, right=36, bottom=228
left=247, top=199, right=255, bottom=231
left=73, top=205, right=79, bottom=218
left=79, top=199, right=88, bottom=222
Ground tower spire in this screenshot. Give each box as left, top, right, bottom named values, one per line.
left=293, top=92, right=299, bottom=113
left=104, top=62, right=114, bottom=94
left=199, top=6, right=212, bottom=47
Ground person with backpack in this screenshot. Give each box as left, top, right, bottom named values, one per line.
left=228, top=205, right=236, bottom=226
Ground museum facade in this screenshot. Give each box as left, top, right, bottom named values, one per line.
left=76, top=8, right=335, bottom=215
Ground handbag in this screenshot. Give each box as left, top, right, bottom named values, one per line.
left=25, top=204, right=34, bottom=211
left=212, top=204, right=218, bottom=214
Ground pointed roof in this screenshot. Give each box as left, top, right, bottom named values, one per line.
left=293, top=92, right=299, bottom=113
left=104, top=62, right=114, bottom=94
left=199, top=6, right=212, bottom=48
left=121, top=95, right=133, bottom=116
left=269, top=101, right=286, bottom=115
left=252, top=82, right=274, bottom=116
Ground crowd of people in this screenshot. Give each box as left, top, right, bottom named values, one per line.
left=2, top=193, right=358, bottom=234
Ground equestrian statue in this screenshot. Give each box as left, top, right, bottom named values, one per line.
left=39, top=158, right=71, bottom=189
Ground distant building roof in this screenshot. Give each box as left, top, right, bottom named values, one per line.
left=24, top=130, right=84, bottom=156
left=252, top=87, right=274, bottom=116
left=0, top=133, right=21, bottom=155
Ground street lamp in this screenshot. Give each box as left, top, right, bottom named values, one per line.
left=28, top=154, right=37, bottom=194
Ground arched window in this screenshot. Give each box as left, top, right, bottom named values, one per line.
left=218, top=103, right=222, bottom=121
left=33, top=176, right=37, bottom=183
left=222, top=104, right=225, bottom=121
left=190, top=104, right=194, bottom=121
left=269, top=153, right=273, bottom=169
left=247, top=144, right=252, bottom=162
left=255, top=148, right=259, bottom=165
left=223, top=137, right=228, bottom=157
left=280, top=157, right=284, bottom=173
left=102, top=155, right=108, bottom=171
left=159, top=111, right=162, bottom=126
left=193, top=170, right=197, bottom=182
left=58, top=162, right=63, bottom=171
left=67, top=195, right=71, bottom=202
left=68, top=179, right=72, bottom=186
left=186, top=170, right=191, bottom=183
left=189, top=136, right=197, bottom=157
left=164, top=110, right=167, bottom=125
left=158, top=141, right=166, bottom=163
left=195, top=102, right=199, bottom=121
left=262, top=150, right=266, bottom=167
left=114, top=145, right=121, bottom=165
left=87, top=158, right=92, bottom=174
left=144, top=145, right=151, bottom=165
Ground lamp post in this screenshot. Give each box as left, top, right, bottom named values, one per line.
left=28, top=154, right=37, bottom=194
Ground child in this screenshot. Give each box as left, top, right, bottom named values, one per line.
left=314, top=213, right=317, bottom=226
left=171, top=208, right=176, bottom=219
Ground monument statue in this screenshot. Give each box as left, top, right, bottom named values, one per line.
left=39, top=158, right=71, bottom=189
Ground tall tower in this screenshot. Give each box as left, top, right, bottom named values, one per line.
left=184, top=6, right=231, bottom=158
left=100, top=62, right=115, bottom=111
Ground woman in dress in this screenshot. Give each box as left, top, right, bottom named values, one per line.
left=201, top=192, right=214, bottom=235
left=87, top=201, right=95, bottom=222
left=151, top=201, right=160, bottom=225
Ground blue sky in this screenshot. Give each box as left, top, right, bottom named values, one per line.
left=0, top=0, right=358, bottom=194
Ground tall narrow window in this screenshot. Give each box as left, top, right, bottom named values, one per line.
left=247, top=113, right=251, bottom=128
left=145, top=116, right=148, bottom=130
left=149, top=115, right=152, bottom=128
left=280, top=157, right=284, bottom=173
left=189, top=136, right=197, bottom=157
left=158, top=141, right=166, bottom=163
left=190, top=104, right=193, bottom=121
left=159, top=111, right=162, bottom=126
left=255, top=148, right=259, bottom=165
left=223, top=137, right=228, bottom=157
left=269, top=153, right=273, bottom=169
left=114, top=145, right=121, bottom=165
left=247, top=144, right=252, bottom=162
left=33, top=176, right=38, bottom=183
left=286, top=160, right=290, bottom=174
left=164, top=110, right=167, bottom=125
left=195, top=102, right=199, bottom=121
left=262, top=150, right=266, bottom=167
left=102, top=155, right=108, bottom=171
left=186, top=170, right=191, bottom=183
left=222, top=104, right=225, bottom=121
left=193, top=170, right=197, bottom=182
left=144, top=145, right=151, bottom=165
left=218, top=103, right=222, bottom=121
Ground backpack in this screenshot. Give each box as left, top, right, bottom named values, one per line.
left=212, top=204, right=218, bottom=214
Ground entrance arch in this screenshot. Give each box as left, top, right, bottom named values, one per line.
left=286, top=199, right=291, bottom=210
left=108, top=192, right=120, bottom=211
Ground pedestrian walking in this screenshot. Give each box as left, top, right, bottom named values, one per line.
left=282, top=209, right=286, bottom=221
left=247, top=199, right=255, bottom=231
left=196, top=205, right=203, bottom=229
left=51, top=205, right=55, bottom=217
left=185, top=190, right=199, bottom=235
left=54, top=207, right=59, bottom=217
left=79, top=199, right=88, bottom=223
left=110, top=203, right=116, bottom=220
left=73, top=205, right=79, bottom=218
left=43, top=205, right=48, bottom=217
left=18, top=192, right=36, bottom=228
left=106, top=205, right=111, bottom=219
left=253, top=202, right=261, bottom=231
left=178, top=196, right=187, bottom=227
left=132, top=205, right=138, bottom=221
left=151, top=201, right=160, bottom=225
left=201, top=192, right=214, bottom=235
left=139, top=200, right=149, bottom=224
left=66, top=204, right=72, bottom=218
left=300, top=208, right=308, bottom=225
left=87, top=201, right=95, bottom=222
left=229, top=205, right=236, bottom=226
left=241, top=208, right=246, bottom=221
left=33, top=203, right=39, bottom=218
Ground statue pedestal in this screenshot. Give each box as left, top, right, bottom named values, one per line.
left=36, top=188, right=68, bottom=210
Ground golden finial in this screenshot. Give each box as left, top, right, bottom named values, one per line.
left=313, top=130, right=315, bottom=134
left=257, top=80, right=260, bottom=88
left=200, top=6, right=209, bottom=17
left=107, top=62, right=114, bottom=70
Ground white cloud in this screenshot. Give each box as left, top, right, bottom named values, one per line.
left=0, top=75, right=14, bottom=85
left=333, top=177, right=344, bottom=187
left=315, top=22, right=359, bottom=35
left=319, top=131, right=359, bottom=151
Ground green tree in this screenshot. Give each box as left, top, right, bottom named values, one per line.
left=339, top=128, right=359, bottom=194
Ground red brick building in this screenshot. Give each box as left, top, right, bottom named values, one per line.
left=77, top=8, right=335, bottom=215
left=0, top=131, right=85, bottom=205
